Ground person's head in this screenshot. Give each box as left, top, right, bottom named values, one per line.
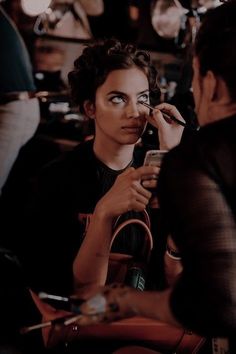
left=68, top=38, right=160, bottom=146
left=192, top=1, right=236, bottom=125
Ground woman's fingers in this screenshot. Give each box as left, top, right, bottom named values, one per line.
left=141, top=179, right=157, bottom=189
left=144, top=102, right=185, bottom=130
left=98, top=166, right=158, bottom=217
left=117, top=166, right=158, bottom=198
left=132, top=165, right=159, bottom=180
left=75, top=284, right=134, bottom=326
left=121, top=166, right=136, bottom=176
left=126, top=194, right=150, bottom=211
left=145, top=103, right=185, bottom=150
left=156, top=102, right=185, bottom=123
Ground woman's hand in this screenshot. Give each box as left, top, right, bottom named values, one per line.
left=95, top=166, right=159, bottom=220
left=142, top=171, right=160, bottom=209
left=70, top=284, right=136, bottom=326
left=69, top=283, right=180, bottom=328
left=73, top=165, right=157, bottom=288
left=145, top=103, right=185, bottom=150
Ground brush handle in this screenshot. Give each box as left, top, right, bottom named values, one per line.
left=139, top=101, right=188, bottom=128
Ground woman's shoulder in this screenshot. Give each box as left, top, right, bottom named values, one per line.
left=44, top=139, right=94, bottom=170
left=73, top=139, right=94, bottom=158
left=38, top=140, right=96, bottom=188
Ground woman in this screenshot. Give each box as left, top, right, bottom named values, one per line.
left=69, top=39, right=184, bottom=290
left=17, top=38, right=184, bottom=296
left=75, top=0, right=236, bottom=345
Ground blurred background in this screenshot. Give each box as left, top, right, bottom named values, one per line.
left=1, top=0, right=221, bottom=146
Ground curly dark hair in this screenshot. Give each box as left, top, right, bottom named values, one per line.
left=68, top=38, right=160, bottom=114
left=194, top=1, right=236, bottom=101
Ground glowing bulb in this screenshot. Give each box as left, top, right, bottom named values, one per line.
left=21, top=0, right=51, bottom=16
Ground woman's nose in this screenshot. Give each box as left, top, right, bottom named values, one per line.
left=126, top=101, right=140, bottom=118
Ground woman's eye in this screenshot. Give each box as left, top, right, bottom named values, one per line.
left=110, top=96, right=125, bottom=104
left=138, top=94, right=149, bottom=104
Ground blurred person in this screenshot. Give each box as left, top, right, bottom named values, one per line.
left=35, top=0, right=104, bottom=84
left=129, top=0, right=180, bottom=53
left=0, top=4, right=40, bottom=195
left=71, top=1, right=236, bottom=350
left=44, top=0, right=104, bottom=39
left=158, top=1, right=236, bottom=338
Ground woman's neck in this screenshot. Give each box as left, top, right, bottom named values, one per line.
left=201, top=102, right=236, bottom=126
left=93, top=138, right=134, bottom=171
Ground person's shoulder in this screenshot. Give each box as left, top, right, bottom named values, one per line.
left=193, top=115, right=236, bottom=164
left=162, top=136, right=195, bottom=170
left=199, top=114, right=236, bottom=144
left=47, top=140, right=93, bottom=167
left=163, top=114, right=236, bottom=179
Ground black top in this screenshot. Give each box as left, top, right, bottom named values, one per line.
left=158, top=114, right=236, bottom=336
left=16, top=140, right=152, bottom=295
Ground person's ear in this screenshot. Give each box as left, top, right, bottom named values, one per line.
left=83, top=100, right=95, bottom=119
left=205, top=70, right=217, bottom=102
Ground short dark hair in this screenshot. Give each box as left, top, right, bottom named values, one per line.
left=68, top=38, right=160, bottom=114
left=194, top=1, right=236, bottom=100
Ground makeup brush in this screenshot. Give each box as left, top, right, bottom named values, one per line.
left=139, top=101, right=187, bottom=128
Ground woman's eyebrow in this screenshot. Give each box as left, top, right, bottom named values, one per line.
left=107, top=91, right=126, bottom=96
left=137, top=89, right=150, bottom=96
left=107, top=89, right=149, bottom=96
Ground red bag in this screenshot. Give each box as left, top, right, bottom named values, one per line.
left=28, top=290, right=205, bottom=352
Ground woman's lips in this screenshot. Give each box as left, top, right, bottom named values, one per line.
left=122, top=126, right=142, bottom=132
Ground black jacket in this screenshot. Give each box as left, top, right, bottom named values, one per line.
left=158, top=114, right=236, bottom=336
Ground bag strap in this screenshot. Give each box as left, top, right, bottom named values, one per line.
left=113, top=209, right=151, bottom=230
left=110, top=211, right=153, bottom=261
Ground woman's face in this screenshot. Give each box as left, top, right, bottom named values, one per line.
left=92, top=67, right=150, bottom=146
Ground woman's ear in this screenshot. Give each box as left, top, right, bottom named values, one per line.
left=83, top=100, right=95, bottom=119
left=206, top=71, right=230, bottom=104
left=205, top=70, right=217, bottom=102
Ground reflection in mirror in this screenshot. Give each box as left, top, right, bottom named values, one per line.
left=34, top=37, right=87, bottom=87
left=33, top=0, right=104, bottom=39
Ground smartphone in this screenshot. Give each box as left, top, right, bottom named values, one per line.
left=143, top=150, right=168, bottom=167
